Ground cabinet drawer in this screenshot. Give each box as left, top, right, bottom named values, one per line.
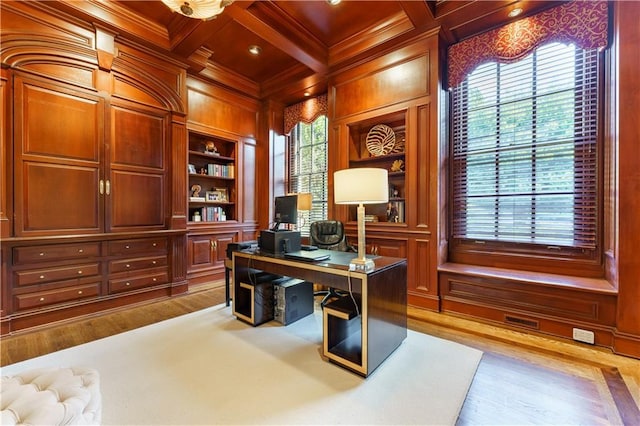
left=108, top=271, right=168, bottom=294
left=108, top=238, right=167, bottom=256
left=13, top=243, right=101, bottom=265
left=14, top=283, right=100, bottom=311
left=109, top=256, right=167, bottom=274
left=14, top=263, right=100, bottom=286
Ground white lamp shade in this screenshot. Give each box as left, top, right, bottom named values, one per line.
left=334, top=168, right=389, bottom=205
left=161, top=0, right=231, bottom=20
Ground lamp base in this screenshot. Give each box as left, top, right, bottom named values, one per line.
left=349, top=257, right=375, bottom=273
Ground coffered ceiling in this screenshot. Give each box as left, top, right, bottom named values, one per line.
left=52, top=0, right=563, bottom=105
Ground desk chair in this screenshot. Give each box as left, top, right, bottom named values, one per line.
left=309, top=220, right=355, bottom=306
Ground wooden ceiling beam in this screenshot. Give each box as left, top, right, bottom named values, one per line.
left=224, top=6, right=327, bottom=74
left=399, top=0, right=437, bottom=29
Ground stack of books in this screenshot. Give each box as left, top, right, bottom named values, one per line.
left=207, top=163, right=234, bottom=178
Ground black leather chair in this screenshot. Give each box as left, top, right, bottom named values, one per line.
left=309, top=220, right=355, bottom=306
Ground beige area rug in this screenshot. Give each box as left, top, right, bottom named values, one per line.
left=1, top=305, right=482, bottom=425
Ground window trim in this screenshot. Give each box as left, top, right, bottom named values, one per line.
left=448, top=43, right=605, bottom=278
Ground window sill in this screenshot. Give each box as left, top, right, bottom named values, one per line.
left=438, top=263, right=617, bottom=295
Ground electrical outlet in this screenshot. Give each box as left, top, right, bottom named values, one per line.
left=572, top=328, right=595, bottom=344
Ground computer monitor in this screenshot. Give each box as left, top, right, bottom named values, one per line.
left=272, top=194, right=298, bottom=231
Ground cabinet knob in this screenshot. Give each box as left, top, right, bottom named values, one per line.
left=125, top=245, right=130, bottom=249
left=78, top=249, right=84, bottom=253
left=153, top=243, right=157, bottom=247
left=152, top=261, right=157, bottom=265
left=78, top=290, right=83, bottom=295
left=125, top=282, right=131, bottom=286
left=39, top=252, right=45, bottom=256
left=152, top=278, right=157, bottom=282
left=39, top=275, right=45, bottom=279
left=126, top=264, right=131, bottom=268
left=39, top=297, right=45, bottom=302
left=77, top=270, right=83, bottom=275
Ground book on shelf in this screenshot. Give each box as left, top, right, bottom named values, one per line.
left=207, top=163, right=235, bottom=178
left=191, top=207, right=227, bottom=222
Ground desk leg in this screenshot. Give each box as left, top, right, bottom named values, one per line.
left=225, top=265, right=231, bottom=306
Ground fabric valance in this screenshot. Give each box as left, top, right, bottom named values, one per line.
left=284, top=94, right=328, bottom=135
left=447, top=0, right=609, bottom=88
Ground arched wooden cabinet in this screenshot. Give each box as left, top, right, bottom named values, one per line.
left=0, top=2, right=190, bottom=334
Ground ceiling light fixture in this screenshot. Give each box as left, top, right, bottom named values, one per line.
left=248, top=45, right=262, bottom=55
left=326, top=0, right=342, bottom=5
left=508, top=7, right=523, bottom=18
left=161, top=0, right=233, bottom=20
left=304, top=92, right=311, bottom=97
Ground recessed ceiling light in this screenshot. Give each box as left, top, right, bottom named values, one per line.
left=304, top=92, right=311, bottom=97
left=326, top=0, right=341, bottom=5
left=248, top=45, right=261, bottom=55
left=508, top=7, right=523, bottom=18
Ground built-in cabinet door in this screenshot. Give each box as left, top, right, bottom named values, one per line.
left=186, top=231, right=237, bottom=286
left=13, top=74, right=104, bottom=237
left=188, top=235, right=216, bottom=272
left=365, top=237, right=407, bottom=258
left=108, top=101, right=168, bottom=232
left=12, top=74, right=169, bottom=237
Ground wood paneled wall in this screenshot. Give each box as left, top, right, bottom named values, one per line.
left=611, top=1, right=640, bottom=358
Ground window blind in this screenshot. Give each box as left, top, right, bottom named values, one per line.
left=451, top=42, right=600, bottom=249
left=288, top=116, right=328, bottom=236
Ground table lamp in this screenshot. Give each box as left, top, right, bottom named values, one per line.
left=334, top=168, right=388, bottom=272
left=295, top=192, right=312, bottom=230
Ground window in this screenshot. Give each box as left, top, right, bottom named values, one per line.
left=288, top=115, right=328, bottom=236
left=450, top=42, right=602, bottom=267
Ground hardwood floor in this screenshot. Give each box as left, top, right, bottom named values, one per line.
left=2, top=283, right=639, bottom=425
left=408, top=310, right=640, bottom=425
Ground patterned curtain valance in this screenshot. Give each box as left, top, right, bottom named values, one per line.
left=447, top=0, right=609, bottom=88
left=284, top=94, right=328, bottom=135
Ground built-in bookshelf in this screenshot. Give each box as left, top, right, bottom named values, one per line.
left=188, top=130, right=236, bottom=223
left=347, top=110, right=406, bottom=224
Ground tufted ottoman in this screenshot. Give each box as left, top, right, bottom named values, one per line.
left=1, top=367, right=101, bottom=425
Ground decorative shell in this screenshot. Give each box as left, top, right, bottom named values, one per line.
left=366, top=124, right=396, bottom=156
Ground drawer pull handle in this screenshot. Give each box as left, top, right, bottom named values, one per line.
left=39, top=252, right=45, bottom=256
left=152, top=261, right=157, bottom=265
left=77, top=270, right=83, bottom=275
left=152, top=278, right=157, bottom=282
left=39, top=275, right=45, bottom=279
left=125, top=282, right=131, bottom=286
left=78, top=290, right=83, bottom=295
left=126, top=264, right=131, bottom=268
left=78, top=249, right=84, bottom=253
left=39, top=297, right=45, bottom=302
left=125, top=245, right=130, bottom=249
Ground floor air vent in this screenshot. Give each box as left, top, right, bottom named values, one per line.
left=504, top=315, right=539, bottom=329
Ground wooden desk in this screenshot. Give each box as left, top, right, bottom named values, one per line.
left=232, top=250, right=407, bottom=377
